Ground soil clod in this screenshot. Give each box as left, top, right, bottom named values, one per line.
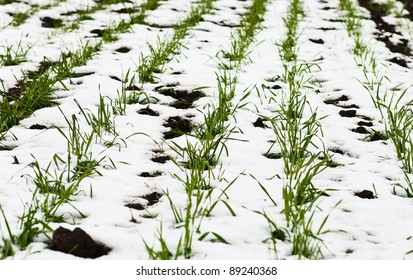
left=329, top=147, right=345, bottom=155
left=358, top=121, right=373, bottom=127
left=125, top=203, right=145, bottom=210
left=141, top=192, right=163, bottom=206
left=163, top=116, right=192, bottom=139
left=52, top=227, right=110, bottom=258
left=4, top=86, right=22, bottom=100
left=90, top=29, right=105, bottom=37
left=309, top=38, right=324, bottom=44
left=369, top=131, right=387, bottom=142
left=137, top=107, right=159, bottom=116
left=12, top=156, right=19, bottom=164
left=139, top=171, right=163, bottom=177
left=324, top=95, right=349, bottom=105
left=253, top=117, right=266, bottom=128
left=351, top=126, right=369, bottom=134
left=156, top=87, right=205, bottom=109
left=265, top=152, right=282, bottom=159
left=115, top=47, right=131, bottom=53
left=354, top=190, right=375, bottom=199
left=388, top=57, right=409, bottom=68
left=109, top=75, right=122, bottom=82
left=41, top=17, right=63, bottom=28
left=339, top=109, right=357, bottom=118
left=151, top=155, right=170, bottom=164
left=29, top=124, right=48, bottom=130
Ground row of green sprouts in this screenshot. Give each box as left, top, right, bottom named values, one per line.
left=145, top=0, right=270, bottom=259
left=339, top=0, right=413, bottom=197
left=339, top=0, right=413, bottom=254
left=0, top=0, right=163, bottom=258
left=257, top=0, right=333, bottom=259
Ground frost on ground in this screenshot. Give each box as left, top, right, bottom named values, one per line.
left=1, top=0, right=413, bottom=260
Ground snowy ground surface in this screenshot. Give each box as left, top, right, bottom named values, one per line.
left=1, top=0, right=413, bottom=260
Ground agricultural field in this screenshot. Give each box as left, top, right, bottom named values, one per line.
left=1, top=0, right=413, bottom=260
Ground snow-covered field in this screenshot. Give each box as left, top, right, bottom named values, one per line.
left=1, top=0, right=413, bottom=260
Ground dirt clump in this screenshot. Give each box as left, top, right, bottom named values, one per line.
left=354, top=190, right=375, bottom=199
left=52, top=227, right=111, bottom=258
left=339, top=109, right=357, bottom=118
left=41, top=17, right=63, bottom=28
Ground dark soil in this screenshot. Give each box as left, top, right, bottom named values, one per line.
left=253, top=117, right=267, bottom=128
left=338, top=104, right=360, bottom=109
left=109, top=75, right=122, bottom=82
left=271, top=84, right=282, bottom=90
left=163, top=116, right=192, bottom=139
left=113, top=8, right=139, bottom=14
left=29, top=124, right=48, bottom=130
left=213, top=20, right=242, bottom=28
left=399, top=0, right=413, bottom=21
left=354, top=190, right=375, bottom=199
left=141, top=191, right=163, bottom=206
left=12, top=156, right=19, bottom=164
left=170, top=100, right=193, bottom=109
left=90, top=29, right=105, bottom=37
left=139, top=171, right=163, bottom=177
left=265, top=152, right=282, bottom=159
left=41, top=17, right=63, bottom=28
left=326, top=160, right=343, bottom=168
left=358, top=121, right=373, bottom=127
left=126, top=84, right=141, bottom=91
left=151, top=155, right=170, bottom=163
left=358, top=0, right=411, bottom=67
left=156, top=87, right=205, bottom=109
left=309, top=38, right=324, bottom=44
left=324, top=95, right=350, bottom=105
left=322, top=6, right=335, bottom=11
left=329, top=147, right=345, bottom=155
left=125, top=192, right=163, bottom=210
left=125, top=203, right=145, bottom=210
left=368, top=131, right=387, bottom=142
left=115, top=46, right=131, bottom=53
left=52, top=227, right=111, bottom=258
left=154, top=83, right=179, bottom=91
left=351, top=126, right=369, bottom=134
left=71, top=71, right=95, bottom=78
left=358, top=114, right=373, bottom=121
left=28, top=60, right=58, bottom=79
left=271, top=228, right=286, bottom=241
left=137, top=107, right=159, bottom=116
left=60, top=11, right=78, bottom=16
left=339, top=109, right=357, bottom=118
left=317, top=27, right=336, bottom=31
left=388, top=56, right=409, bottom=68
left=3, top=86, right=22, bottom=100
